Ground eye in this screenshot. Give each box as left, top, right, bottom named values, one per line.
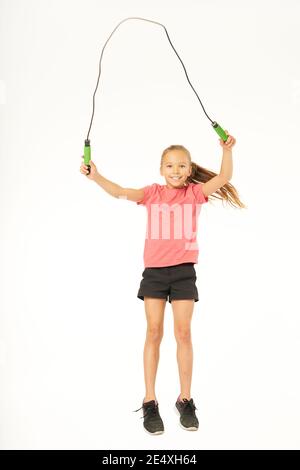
left=166, top=164, right=186, bottom=168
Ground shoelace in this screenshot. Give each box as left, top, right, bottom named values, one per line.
left=180, top=398, right=198, bottom=415
left=133, top=400, right=159, bottom=419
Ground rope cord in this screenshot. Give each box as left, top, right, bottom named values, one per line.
left=86, top=16, right=214, bottom=141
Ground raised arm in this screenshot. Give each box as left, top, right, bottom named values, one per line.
left=80, top=158, right=144, bottom=201
left=93, top=172, right=123, bottom=198
left=93, top=173, right=144, bottom=201
left=119, top=187, right=144, bottom=202
left=201, top=173, right=229, bottom=198
left=202, top=132, right=235, bottom=197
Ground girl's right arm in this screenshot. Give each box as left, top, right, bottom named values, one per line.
left=80, top=157, right=144, bottom=202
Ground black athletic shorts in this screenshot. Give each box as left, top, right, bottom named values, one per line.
left=137, top=262, right=199, bottom=303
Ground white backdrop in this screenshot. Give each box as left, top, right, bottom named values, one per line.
left=1, top=0, right=300, bottom=450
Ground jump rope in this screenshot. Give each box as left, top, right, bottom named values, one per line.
left=83, top=16, right=229, bottom=175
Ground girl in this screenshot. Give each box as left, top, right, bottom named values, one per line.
left=80, top=131, right=245, bottom=435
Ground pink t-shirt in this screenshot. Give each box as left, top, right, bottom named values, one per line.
left=136, top=182, right=208, bottom=268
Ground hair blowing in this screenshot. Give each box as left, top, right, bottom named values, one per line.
left=160, top=144, right=247, bottom=209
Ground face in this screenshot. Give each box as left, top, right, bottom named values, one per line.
left=160, top=150, right=192, bottom=189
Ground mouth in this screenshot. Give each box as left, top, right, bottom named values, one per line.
left=169, top=176, right=183, bottom=181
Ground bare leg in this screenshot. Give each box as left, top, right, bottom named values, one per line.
left=172, top=299, right=195, bottom=400
left=143, top=297, right=166, bottom=402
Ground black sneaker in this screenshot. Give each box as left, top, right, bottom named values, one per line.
left=175, top=397, right=199, bottom=431
left=133, top=399, right=164, bottom=435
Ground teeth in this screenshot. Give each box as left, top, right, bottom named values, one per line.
left=171, top=177, right=181, bottom=180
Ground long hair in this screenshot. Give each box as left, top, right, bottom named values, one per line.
left=160, top=144, right=247, bottom=209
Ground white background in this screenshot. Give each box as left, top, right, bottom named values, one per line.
left=1, top=0, right=300, bottom=450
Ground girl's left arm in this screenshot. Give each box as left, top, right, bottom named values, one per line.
left=219, top=148, right=233, bottom=180
left=202, top=131, right=236, bottom=198
left=219, top=130, right=236, bottom=180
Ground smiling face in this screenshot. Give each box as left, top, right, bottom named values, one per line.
left=160, top=149, right=192, bottom=189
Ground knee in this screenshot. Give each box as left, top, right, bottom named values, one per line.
left=175, top=328, right=191, bottom=343
left=146, top=326, right=163, bottom=343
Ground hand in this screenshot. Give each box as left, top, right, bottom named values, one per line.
left=219, top=130, right=236, bottom=150
left=80, top=157, right=98, bottom=181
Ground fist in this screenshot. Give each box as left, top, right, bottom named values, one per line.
left=219, top=130, right=236, bottom=150
left=79, top=157, right=98, bottom=181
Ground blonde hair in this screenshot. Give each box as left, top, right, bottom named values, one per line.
left=160, top=144, right=247, bottom=209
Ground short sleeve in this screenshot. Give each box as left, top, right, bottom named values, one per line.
left=136, top=183, right=157, bottom=205
left=191, top=183, right=209, bottom=204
